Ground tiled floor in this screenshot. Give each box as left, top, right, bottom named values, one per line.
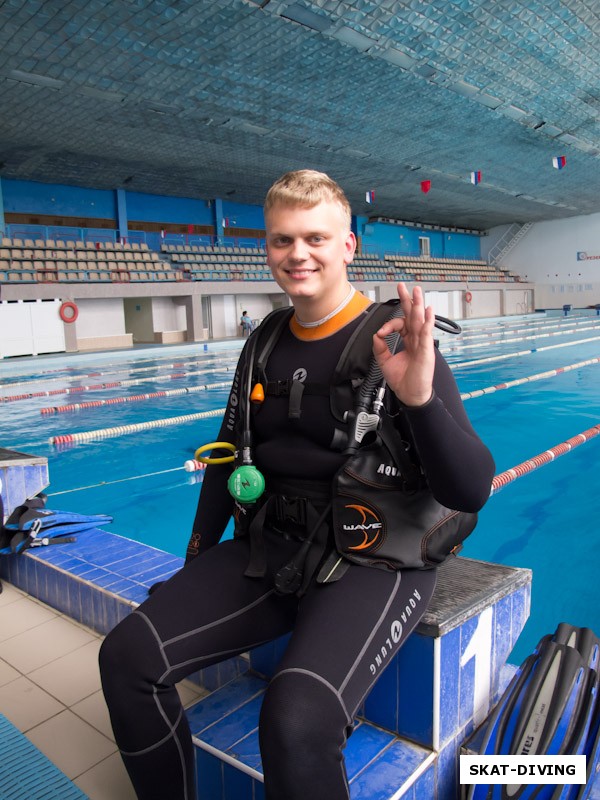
left=0, top=580, right=206, bottom=800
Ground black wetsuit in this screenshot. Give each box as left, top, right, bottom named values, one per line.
left=100, top=304, right=495, bottom=800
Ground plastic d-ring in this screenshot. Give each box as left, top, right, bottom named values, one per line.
left=194, top=442, right=236, bottom=464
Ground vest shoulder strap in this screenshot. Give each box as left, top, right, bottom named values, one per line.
left=329, top=299, right=399, bottom=420
left=254, top=306, right=294, bottom=377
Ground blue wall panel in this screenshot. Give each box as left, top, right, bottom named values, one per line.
left=444, top=232, right=480, bottom=259
left=3, top=177, right=482, bottom=260
left=124, top=190, right=213, bottom=225
left=3, top=178, right=116, bottom=218
left=222, top=200, right=265, bottom=229
left=361, top=221, right=481, bottom=260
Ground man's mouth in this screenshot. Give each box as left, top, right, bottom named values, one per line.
left=285, top=268, right=315, bottom=278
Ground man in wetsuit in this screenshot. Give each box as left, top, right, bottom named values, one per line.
left=100, top=170, right=495, bottom=800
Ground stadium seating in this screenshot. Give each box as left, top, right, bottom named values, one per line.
left=0, top=236, right=519, bottom=284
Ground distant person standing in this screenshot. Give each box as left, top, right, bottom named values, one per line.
left=240, top=310, right=254, bottom=336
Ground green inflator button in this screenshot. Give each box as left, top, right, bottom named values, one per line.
left=227, top=465, right=266, bottom=503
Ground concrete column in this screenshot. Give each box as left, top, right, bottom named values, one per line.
left=214, top=198, right=224, bottom=245
left=0, top=177, right=5, bottom=236
left=183, top=294, right=204, bottom=341
left=499, top=288, right=506, bottom=316
left=62, top=303, right=79, bottom=352
left=116, top=189, right=128, bottom=242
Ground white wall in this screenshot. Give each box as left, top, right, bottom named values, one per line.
left=490, top=213, right=600, bottom=308
left=0, top=299, right=65, bottom=357
left=465, top=290, right=502, bottom=318
left=210, top=294, right=238, bottom=338
left=504, top=288, right=534, bottom=315
left=75, top=298, right=126, bottom=337
left=235, top=294, right=277, bottom=328
left=124, top=297, right=153, bottom=343
left=152, top=297, right=186, bottom=331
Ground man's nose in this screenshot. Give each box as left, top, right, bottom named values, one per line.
left=289, top=240, right=309, bottom=261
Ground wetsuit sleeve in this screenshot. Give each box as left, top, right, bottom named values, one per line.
left=185, top=339, right=251, bottom=562
left=399, top=348, right=495, bottom=513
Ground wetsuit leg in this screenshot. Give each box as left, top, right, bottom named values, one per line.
left=259, top=564, right=437, bottom=800
left=99, top=535, right=299, bottom=800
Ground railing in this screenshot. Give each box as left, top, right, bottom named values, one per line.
left=4, top=224, right=267, bottom=252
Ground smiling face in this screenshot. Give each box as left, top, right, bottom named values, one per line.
left=265, top=200, right=357, bottom=322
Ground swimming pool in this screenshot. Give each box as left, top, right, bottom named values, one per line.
left=1, top=310, right=599, bottom=663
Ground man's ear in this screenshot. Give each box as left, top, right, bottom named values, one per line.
left=344, top=231, right=357, bottom=264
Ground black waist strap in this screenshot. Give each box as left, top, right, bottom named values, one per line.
left=243, top=485, right=332, bottom=595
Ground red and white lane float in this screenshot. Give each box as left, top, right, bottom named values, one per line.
left=460, top=357, right=600, bottom=400
left=50, top=407, right=226, bottom=445
left=490, top=424, right=600, bottom=495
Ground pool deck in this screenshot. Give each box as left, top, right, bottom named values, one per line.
left=0, top=578, right=206, bottom=800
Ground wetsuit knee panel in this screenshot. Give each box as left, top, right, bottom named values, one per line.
left=260, top=670, right=350, bottom=752
left=100, top=611, right=168, bottom=694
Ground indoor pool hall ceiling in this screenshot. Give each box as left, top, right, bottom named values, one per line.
left=1, top=0, right=600, bottom=230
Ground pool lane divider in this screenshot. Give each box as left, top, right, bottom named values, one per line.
left=0, top=352, right=241, bottom=390
left=2, top=364, right=238, bottom=403
left=440, top=318, right=600, bottom=352
left=452, top=317, right=598, bottom=344
left=450, top=334, right=600, bottom=370
left=441, top=321, right=600, bottom=353
left=457, top=313, right=593, bottom=338
left=41, top=355, right=598, bottom=413
left=0, top=355, right=239, bottom=402
left=490, top=424, right=600, bottom=495
left=49, top=407, right=226, bottom=445
left=39, top=381, right=231, bottom=414
left=460, top=356, right=600, bottom=400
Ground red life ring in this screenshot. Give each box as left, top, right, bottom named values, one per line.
left=465, top=291, right=473, bottom=304
left=59, top=301, right=79, bottom=323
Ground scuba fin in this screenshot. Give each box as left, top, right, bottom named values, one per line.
left=466, top=624, right=600, bottom=800
left=1, top=496, right=112, bottom=554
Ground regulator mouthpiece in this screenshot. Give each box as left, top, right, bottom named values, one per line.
left=227, top=465, right=265, bottom=504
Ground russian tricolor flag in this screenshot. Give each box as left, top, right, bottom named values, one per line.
left=552, top=155, right=567, bottom=170
left=365, top=190, right=375, bottom=204
left=470, top=171, right=482, bottom=185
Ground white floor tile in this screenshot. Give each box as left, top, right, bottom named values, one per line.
left=29, top=638, right=102, bottom=706
left=74, top=752, right=138, bottom=800
left=71, top=689, right=115, bottom=741
left=0, top=595, right=57, bottom=642
left=27, top=708, right=117, bottom=780
left=0, top=657, right=20, bottom=687
left=0, top=614, right=95, bottom=672
left=0, top=674, right=64, bottom=731
left=0, top=582, right=25, bottom=607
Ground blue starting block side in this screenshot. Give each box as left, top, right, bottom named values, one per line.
left=186, top=557, right=532, bottom=800
left=0, top=448, right=49, bottom=522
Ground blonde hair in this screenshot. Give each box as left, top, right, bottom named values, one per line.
left=264, top=170, right=351, bottom=229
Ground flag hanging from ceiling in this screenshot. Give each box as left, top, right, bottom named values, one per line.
left=552, top=155, right=567, bottom=170
left=470, top=171, right=482, bottom=185
left=421, top=180, right=431, bottom=194
left=365, top=190, right=375, bottom=204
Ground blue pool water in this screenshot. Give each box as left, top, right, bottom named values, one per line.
left=1, top=312, right=599, bottom=664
